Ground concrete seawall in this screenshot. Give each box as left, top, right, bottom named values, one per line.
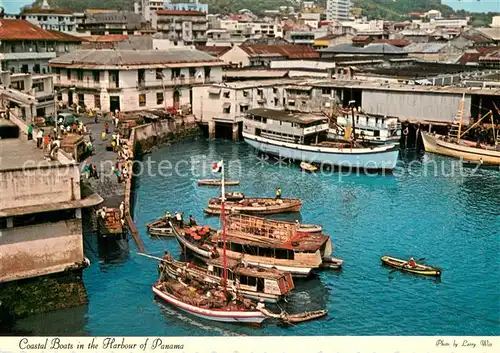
left=124, top=116, right=200, bottom=251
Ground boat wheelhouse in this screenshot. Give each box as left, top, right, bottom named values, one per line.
left=329, top=110, right=401, bottom=144
left=159, top=254, right=295, bottom=303
left=242, top=108, right=399, bottom=171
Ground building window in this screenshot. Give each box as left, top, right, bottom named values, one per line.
left=189, top=68, right=196, bottom=78
left=172, top=68, right=181, bottom=78
left=139, top=94, right=146, bottom=107
left=257, top=89, right=263, bottom=97
left=274, top=98, right=278, bottom=106
left=33, top=64, right=41, bottom=74
left=240, top=105, right=248, bottom=113
left=243, top=90, right=248, bottom=97
left=288, top=101, right=295, bottom=107
left=322, top=88, right=332, bottom=95
left=93, top=70, right=100, bottom=82
left=157, top=92, right=164, bottom=105
left=32, top=82, right=44, bottom=92
left=77, top=70, right=83, bottom=81
left=156, top=69, right=163, bottom=80
left=223, top=91, right=230, bottom=98
left=67, top=69, right=71, bottom=79
left=21, top=65, right=29, bottom=73
left=273, top=88, right=278, bottom=94
left=94, top=94, right=101, bottom=109
left=223, top=104, right=231, bottom=114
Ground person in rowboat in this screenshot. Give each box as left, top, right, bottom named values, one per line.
left=275, top=187, right=282, bottom=200
left=165, top=211, right=171, bottom=220
left=189, top=215, right=196, bottom=226
left=407, top=257, right=417, bottom=268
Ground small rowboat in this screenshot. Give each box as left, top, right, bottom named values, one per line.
left=300, top=162, right=318, bottom=172
left=381, top=256, right=442, bottom=277
left=223, top=192, right=245, bottom=202
left=321, top=256, right=343, bottom=270
left=282, top=309, right=328, bottom=324
left=297, top=224, right=322, bottom=234
left=146, top=218, right=173, bottom=237
left=198, top=179, right=240, bottom=186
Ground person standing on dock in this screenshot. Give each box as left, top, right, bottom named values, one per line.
left=275, top=187, right=282, bottom=200
left=36, top=129, right=43, bottom=148
left=27, top=124, right=33, bottom=140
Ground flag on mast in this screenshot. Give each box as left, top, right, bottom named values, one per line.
left=212, top=160, right=223, bottom=173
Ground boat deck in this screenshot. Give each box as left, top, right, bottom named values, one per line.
left=214, top=230, right=330, bottom=252
left=207, top=257, right=286, bottom=280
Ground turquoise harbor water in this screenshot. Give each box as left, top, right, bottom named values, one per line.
left=17, top=138, right=500, bottom=336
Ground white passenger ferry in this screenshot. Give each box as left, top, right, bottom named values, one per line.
left=242, top=108, right=399, bottom=171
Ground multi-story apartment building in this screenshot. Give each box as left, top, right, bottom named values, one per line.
left=49, top=48, right=224, bottom=113
left=164, top=1, right=209, bottom=13
left=326, top=0, right=352, bottom=21
left=152, top=10, right=208, bottom=45
left=16, top=7, right=77, bottom=33
left=0, top=19, right=82, bottom=74
left=77, top=11, right=145, bottom=36
left=134, top=0, right=165, bottom=22
left=219, top=20, right=283, bottom=39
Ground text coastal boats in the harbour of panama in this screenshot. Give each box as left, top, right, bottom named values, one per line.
left=157, top=252, right=295, bottom=303
left=421, top=95, right=500, bottom=166
left=381, top=256, right=442, bottom=277
left=242, top=108, right=400, bottom=171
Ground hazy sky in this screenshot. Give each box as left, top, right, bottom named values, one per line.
left=442, top=1, right=499, bottom=13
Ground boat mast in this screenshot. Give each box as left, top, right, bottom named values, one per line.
left=220, top=160, right=228, bottom=295
left=349, top=100, right=356, bottom=141
left=457, top=93, right=465, bottom=143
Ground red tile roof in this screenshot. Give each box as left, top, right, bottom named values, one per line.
left=46, top=30, right=84, bottom=42
left=21, top=9, right=73, bottom=15
left=457, top=47, right=499, bottom=64
left=373, top=39, right=410, bottom=47
left=0, top=20, right=82, bottom=42
left=479, top=49, right=500, bottom=61
left=156, top=10, right=206, bottom=16
left=352, top=36, right=371, bottom=42
left=240, top=44, right=319, bottom=59
left=195, top=45, right=232, bottom=57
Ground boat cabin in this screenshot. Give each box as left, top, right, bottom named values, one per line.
left=206, top=257, right=294, bottom=296
left=333, top=110, right=401, bottom=142
left=244, top=108, right=329, bottom=145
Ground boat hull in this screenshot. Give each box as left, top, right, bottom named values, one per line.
left=243, top=133, right=399, bottom=170
left=205, top=202, right=302, bottom=215
left=421, top=132, right=500, bottom=165
left=172, top=225, right=217, bottom=260
left=198, top=179, right=240, bottom=186
left=381, top=256, right=441, bottom=277
left=152, top=286, right=267, bottom=324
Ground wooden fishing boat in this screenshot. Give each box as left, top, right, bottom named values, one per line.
left=212, top=214, right=334, bottom=277
left=158, top=253, right=295, bottom=303
left=152, top=279, right=268, bottom=325
left=297, top=223, right=322, bottom=234
left=320, top=256, right=344, bottom=270
left=381, top=256, right=442, bottom=277
left=146, top=217, right=173, bottom=237
left=171, top=221, right=220, bottom=260
left=205, top=197, right=302, bottom=216
left=421, top=132, right=500, bottom=165
left=198, top=179, right=240, bottom=186
left=421, top=96, right=499, bottom=165
left=300, top=162, right=318, bottom=172
left=282, top=309, right=328, bottom=324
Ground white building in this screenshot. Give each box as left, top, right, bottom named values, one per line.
left=164, top=1, right=209, bottom=13
left=219, top=20, right=283, bottom=39
left=152, top=9, right=208, bottom=45
left=49, top=49, right=224, bottom=113
left=425, top=10, right=442, bottom=20
left=326, top=0, right=351, bottom=22
left=492, top=16, right=500, bottom=28
left=431, top=17, right=469, bottom=29
left=18, top=7, right=77, bottom=33
left=135, top=0, right=165, bottom=22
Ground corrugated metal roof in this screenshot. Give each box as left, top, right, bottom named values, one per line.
left=21, top=9, right=73, bottom=15
left=0, top=19, right=82, bottom=42
left=195, top=45, right=232, bottom=57
left=320, top=43, right=406, bottom=55
left=240, top=44, right=319, bottom=59
left=156, top=10, right=206, bottom=16
left=476, top=28, right=500, bottom=41
left=405, top=43, right=446, bottom=54
left=49, top=49, right=223, bottom=67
